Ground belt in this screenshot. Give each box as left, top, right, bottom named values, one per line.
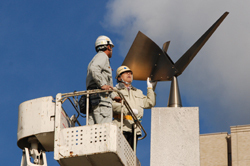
left=114, top=114, right=133, bottom=120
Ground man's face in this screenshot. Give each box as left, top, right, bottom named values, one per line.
left=119, top=71, right=133, bottom=83
left=107, top=45, right=113, bottom=58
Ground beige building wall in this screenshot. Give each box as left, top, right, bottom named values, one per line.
left=200, top=132, right=229, bottom=166
left=199, top=124, right=250, bottom=166
left=231, top=125, right=250, bottom=166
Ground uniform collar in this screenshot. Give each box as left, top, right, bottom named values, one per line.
left=116, top=82, right=137, bottom=90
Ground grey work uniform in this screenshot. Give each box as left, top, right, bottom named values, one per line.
left=86, top=51, right=116, bottom=124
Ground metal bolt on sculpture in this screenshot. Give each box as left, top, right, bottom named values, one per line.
left=122, top=12, right=229, bottom=107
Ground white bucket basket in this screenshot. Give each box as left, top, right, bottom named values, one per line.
left=55, top=123, right=138, bottom=166
left=53, top=93, right=140, bottom=166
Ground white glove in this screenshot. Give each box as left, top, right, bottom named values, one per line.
left=132, top=109, right=138, bottom=115
left=147, top=77, right=157, bottom=89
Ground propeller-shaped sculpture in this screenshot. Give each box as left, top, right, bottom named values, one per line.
left=122, top=12, right=229, bottom=107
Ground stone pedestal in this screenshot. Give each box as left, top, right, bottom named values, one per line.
left=150, top=107, right=200, bottom=166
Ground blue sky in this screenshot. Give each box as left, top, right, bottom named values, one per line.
left=1, top=1, right=250, bottom=165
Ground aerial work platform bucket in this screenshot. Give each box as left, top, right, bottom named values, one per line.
left=17, top=90, right=143, bottom=166
left=54, top=123, right=139, bottom=166
left=54, top=93, right=141, bottom=166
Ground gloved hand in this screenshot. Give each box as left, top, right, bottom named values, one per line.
left=147, top=77, right=157, bottom=90
left=132, top=109, right=138, bottom=115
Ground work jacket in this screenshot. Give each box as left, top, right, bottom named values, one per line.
left=86, top=51, right=116, bottom=107
left=112, top=83, right=156, bottom=135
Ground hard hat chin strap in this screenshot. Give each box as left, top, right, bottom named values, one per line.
left=121, top=79, right=131, bottom=85
left=96, top=45, right=109, bottom=52
left=121, top=75, right=133, bottom=85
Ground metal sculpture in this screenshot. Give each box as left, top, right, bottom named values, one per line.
left=122, top=12, right=229, bottom=107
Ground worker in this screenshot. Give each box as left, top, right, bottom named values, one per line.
left=112, top=66, right=156, bottom=150
left=86, top=35, right=121, bottom=125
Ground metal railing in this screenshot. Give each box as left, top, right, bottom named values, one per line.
left=58, top=89, right=147, bottom=142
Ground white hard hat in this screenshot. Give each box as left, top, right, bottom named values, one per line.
left=116, top=66, right=132, bottom=79
left=95, top=35, right=114, bottom=52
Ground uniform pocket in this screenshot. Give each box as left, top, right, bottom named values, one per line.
left=134, top=95, right=144, bottom=107
left=99, top=93, right=112, bottom=107
left=99, top=105, right=112, bottom=117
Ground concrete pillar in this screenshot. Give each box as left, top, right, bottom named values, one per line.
left=150, top=107, right=200, bottom=166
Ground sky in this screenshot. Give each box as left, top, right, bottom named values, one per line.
left=1, top=0, right=250, bottom=165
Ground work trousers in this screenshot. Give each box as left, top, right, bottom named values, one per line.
left=88, top=104, right=112, bottom=125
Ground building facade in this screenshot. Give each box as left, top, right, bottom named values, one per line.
left=200, top=124, right=250, bottom=166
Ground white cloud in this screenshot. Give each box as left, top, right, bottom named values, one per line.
left=105, top=0, right=250, bottom=133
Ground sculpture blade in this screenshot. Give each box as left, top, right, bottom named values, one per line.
left=122, top=31, right=176, bottom=81
left=162, top=41, right=170, bottom=54
left=122, top=12, right=229, bottom=81
left=174, top=12, right=229, bottom=76
left=149, top=44, right=176, bottom=81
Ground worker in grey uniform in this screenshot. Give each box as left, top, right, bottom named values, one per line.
left=112, top=66, right=156, bottom=150
left=86, top=35, right=121, bottom=125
